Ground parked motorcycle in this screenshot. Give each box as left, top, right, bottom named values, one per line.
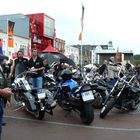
left=55, top=69, right=94, bottom=125
left=82, top=69, right=109, bottom=109
left=100, top=66, right=140, bottom=118
left=11, top=70, right=56, bottom=120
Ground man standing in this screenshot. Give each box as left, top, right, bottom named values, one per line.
left=28, top=48, right=45, bottom=93
left=0, top=88, right=12, bottom=139
left=9, top=50, right=28, bottom=79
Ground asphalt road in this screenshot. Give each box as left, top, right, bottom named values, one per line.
left=2, top=101, right=140, bottom=140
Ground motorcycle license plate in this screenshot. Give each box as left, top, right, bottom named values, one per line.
left=81, top=91, right=94, bottom=101
left=37, top=93, right=46, bottom=99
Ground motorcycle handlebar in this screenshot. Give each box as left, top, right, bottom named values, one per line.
left=15, top=70, right=37, bottom=78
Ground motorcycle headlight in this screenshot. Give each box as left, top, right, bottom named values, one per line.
left=76, top=93, right=80, bottom=97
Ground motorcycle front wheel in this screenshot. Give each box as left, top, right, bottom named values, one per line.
left=100, top=97, right=116, bottom=118
left=34, top=108, right=45, bottom=120
left=80, top=103, right=94, bottom=125
left=92, top=91, right=106, bottom=109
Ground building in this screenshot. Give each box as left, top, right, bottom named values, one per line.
left=73, top=43, right=134, bottom=66
left=26, top=13, right=56, bottom=52
left=0, top=13, right=65, bottom=58
left=64, top=45, right=79, bottom=65
left=72, top=44, right=93, bottom=66
left=92, top=48, right=133, bottom=65
left=55, top=38, right=65, bottom=53
left=0, top=14, right=31, bottom=58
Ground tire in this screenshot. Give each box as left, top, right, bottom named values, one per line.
left=100, top=97, right=116, bottom=118
left=34, top=109, right=45, bottom=120
left=130, top=100, right=140, bottom=110
left=13, top=92, right=20, bottom=102
left=92, top=92, right=106, bottom=109
left=80, top=104, right=94, bottom=125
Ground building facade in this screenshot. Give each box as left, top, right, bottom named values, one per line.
left=0, top=14, right=31, bottom=58
left=64, top=45, right=79, bottom=65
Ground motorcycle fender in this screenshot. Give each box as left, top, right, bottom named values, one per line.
left=24, top=92, right=37, bottom=110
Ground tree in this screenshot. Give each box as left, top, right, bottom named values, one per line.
left=133, top=55, right=140, bottom=65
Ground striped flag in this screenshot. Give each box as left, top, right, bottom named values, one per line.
left=79, top=4, right=85, bottom=41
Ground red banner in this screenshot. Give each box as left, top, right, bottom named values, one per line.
left=8, top=20, right=15, bottom=48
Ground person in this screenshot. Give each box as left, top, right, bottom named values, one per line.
left=125, top=60, right=133, bottom=72
left=53, top=62, right=64, bottom=76
left=43, top=58, right=50, bottom=73
left=9, top=50, right=28, bottom=80
left=106, top=57, right=119, bottom=86
left=0, top=87, right=12, bottom=139
left=28, top=48, right=45, bottom=93
left=98, top=60, right=108, bottom=79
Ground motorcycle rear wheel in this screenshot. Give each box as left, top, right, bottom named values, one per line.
left=80, top=104, right=94, bottom=125
left=100, top=97, right=116, bottom=118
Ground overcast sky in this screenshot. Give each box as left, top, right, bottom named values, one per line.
left=0, top=0, right=140, bottom=54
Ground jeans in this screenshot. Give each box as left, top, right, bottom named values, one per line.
left=31, top=77, right=43, bottom=94
left=0, top=100, right=4, bottom=140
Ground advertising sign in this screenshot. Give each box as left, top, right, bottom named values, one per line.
left=44, top=16, right=55, bottom=38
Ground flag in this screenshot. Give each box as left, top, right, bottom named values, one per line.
left=115, top=47, right=122, bottom=62
left=8, top=20, right=15, bottom=48
left=79, top=4, right=85, bottom=41
left=79, top=32, right=82, bottom=41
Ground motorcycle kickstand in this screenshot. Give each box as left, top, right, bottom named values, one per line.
left=45, top=109, right=53, bottom=115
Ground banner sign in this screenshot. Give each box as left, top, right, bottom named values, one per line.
left=8, top=20, right=15, bottom=48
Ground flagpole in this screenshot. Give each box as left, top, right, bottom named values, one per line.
left=80, top=40, right=83, bottom=67
left=79, top=3, right=84, bottom=68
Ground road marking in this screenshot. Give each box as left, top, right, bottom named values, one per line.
left=4, top=115, right=140, bottom=132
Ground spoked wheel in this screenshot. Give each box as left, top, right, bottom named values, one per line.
left=100, top=97, right=116, bottom=118
left=92, top=92, right=105, bottom=109
left=80, top=104, right=94, bottom=125
left=130, top=99, right=140, bottom=110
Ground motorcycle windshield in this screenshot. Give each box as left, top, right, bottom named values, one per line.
left=15, top=63, right=26, bottom=77
left=64, top=79, right=78, bottom=90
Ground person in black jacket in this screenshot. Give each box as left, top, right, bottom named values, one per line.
left=9, top=51, right=28, bottom=80
left=0, top=61, right=12, bottom=139
left=98, top=60, right=108, bottom=75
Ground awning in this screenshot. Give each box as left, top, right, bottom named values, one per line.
left=41, top=45, right=58, bottom=53
left=39, top=52, right=75, bottom=66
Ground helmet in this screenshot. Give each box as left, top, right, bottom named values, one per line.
left=60, top=69, right=73, bottom=81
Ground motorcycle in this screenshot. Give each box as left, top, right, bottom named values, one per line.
left=100, top=66, right=140, bottom=118
left=82, top=69, right=109, bottom=109
left=11, top=70, right=56, bottom=120
left=55, top=69, right=94, bottom=125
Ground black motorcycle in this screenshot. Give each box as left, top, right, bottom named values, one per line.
left=100, top=66, right=140, bottom=118
left=12, top=70, right=56, bottom=120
